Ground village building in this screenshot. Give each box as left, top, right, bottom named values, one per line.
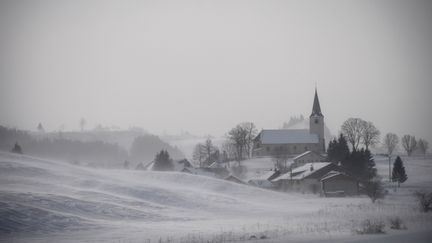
left=248, top=169, right=281, bottom=189
left=292, top=151, right=326, bottom=168
left=253, top=89, right=326, bottom=157
left=224, top=175, right=246, bottom=184
left=320, top=171, right=359, bottom=197
left=271, top=162, right=341, bottom=193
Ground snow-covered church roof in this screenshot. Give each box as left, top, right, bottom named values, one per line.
left=257, top=129, right=318, bottom=144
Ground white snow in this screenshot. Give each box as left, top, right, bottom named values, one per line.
left=0, top=151, right=431, bottom=243
left=274, top=162, right=331, bottom=181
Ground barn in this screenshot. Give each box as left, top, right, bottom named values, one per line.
left=321, top=171, right=359, bottom=196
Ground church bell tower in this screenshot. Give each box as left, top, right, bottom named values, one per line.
left=309, top=88, right=325, bottom=153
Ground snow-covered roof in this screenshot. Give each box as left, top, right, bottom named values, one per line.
left=224, top=175, right=245, bottom=184
left=293, top=151, right=313, bottom=160
left=256, top=170, right=279, bottom=180
left=273, top=162, right=331, bottom=181
left=258, top=129, right=318, bottom=144
left=208, top=162, right=224, bottom=168
left=321, top=171, right=355, bottom=181
left=248, top=179, right=274, bottom=188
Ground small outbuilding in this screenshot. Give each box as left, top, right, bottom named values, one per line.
left=272, top=162, right=341, bottom=193
left=321, top=171, right=359, bottom=197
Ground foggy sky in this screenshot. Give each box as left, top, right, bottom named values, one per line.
left=1, top=0, right=432, bottom=144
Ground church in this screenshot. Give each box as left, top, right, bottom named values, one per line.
left=253, top=89, right=326, bottom=157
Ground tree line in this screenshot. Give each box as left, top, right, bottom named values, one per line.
left=192, top=122, right=258, bottom=167
left=0, top=125, right=184, bottom=167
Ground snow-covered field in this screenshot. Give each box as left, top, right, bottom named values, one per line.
left=0, top=151, right=431, bottom=242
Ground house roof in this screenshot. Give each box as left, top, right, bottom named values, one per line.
left=254, top=170, right=280, bottom=181
left=293, top=151, right=313, bottom=160
left=321, top=170, right=357, bottom=181
left=224, top=175, right=245, bottom=184
left=208, top=162, right=224, bottom=168
left=257, top=129, right=319, bottom=144
left=273, top=162, right=333, bottom=181
left=293, top=150, right=325, bottom=161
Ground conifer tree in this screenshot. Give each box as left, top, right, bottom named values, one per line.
left=11, top=142, right=23, bottom=154
left=153, top=150, right=174, bottom=171
left=392, top=156, right=407, bottom=187
left=327, top=134, right=350, bottom=163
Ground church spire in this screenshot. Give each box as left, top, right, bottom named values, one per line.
left=310, top=88, right=323, bottom=117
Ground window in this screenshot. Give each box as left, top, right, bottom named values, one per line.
left=266, top=146, right=270, bottom=152
left=314, top=118, right=319, bottom=124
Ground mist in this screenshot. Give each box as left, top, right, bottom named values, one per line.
left=1, top=0, right=431, bottom=143
left=1, top=1, right=432, bottom=242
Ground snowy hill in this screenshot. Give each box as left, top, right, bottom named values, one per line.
left=1, top=152, right=431, bottom=243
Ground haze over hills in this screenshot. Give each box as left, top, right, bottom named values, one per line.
left=0, top=125, right=185, bottom=167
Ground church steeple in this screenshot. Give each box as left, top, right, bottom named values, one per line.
left=310, top=88, right=323, bottom=117
left=309, top=88, right=325, bottom=153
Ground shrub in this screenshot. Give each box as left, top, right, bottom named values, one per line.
left=365, top=177, right=385, bottom=203
left=389, top=217, right=406, bottom=230
left=414, top=191, right=432, bottom=212
left=356, top=219, right=385, bottom=234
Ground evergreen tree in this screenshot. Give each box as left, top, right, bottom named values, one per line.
left=341, top=148, right=376, bottom=181
left=11, top=142, right=23, bottom=154
left=153, top=150, right=174, bottom=171
left=37, top=123, right=45, bottom=132
left=392, top=156, right=407, bottom=187
left=327, top=134, right=350, bottom=163
left=337, top=134, right=350, bottom=161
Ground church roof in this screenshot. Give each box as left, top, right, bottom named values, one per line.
left=258, top=129, right=319, bottom=144
left=310, top=88, right=323, bottom=117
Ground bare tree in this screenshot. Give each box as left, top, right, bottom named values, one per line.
left=243, top=122, right=258, bottom=158
left=80, top=118, right=86, bottom=132
left=402, top=135, right=417, bottom=156
left=202, top=137, right=219, bottom=166
left=418, top=139, right=429, bottom=155
left=383, top=133, right=399, bottom=181
left=227, top=122, right=257, bottom=163
left=361, top=121, right=380, bottom=151
left=384, top=133, right=399, bottom=156
left=341, top=118, right=365, bottom=151
left=221, top=140, right=237, bottom=163
left=192, top=143, right=205, bottom=167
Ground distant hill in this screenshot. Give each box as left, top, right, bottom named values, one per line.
left=129, top=135, right=185, bottom=163
left=0, top=125, right=184, bottom=167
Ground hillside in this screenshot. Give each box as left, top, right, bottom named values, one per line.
left=0, top=152, right=431, bottom=242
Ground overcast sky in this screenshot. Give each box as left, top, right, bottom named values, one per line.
left=1, top=0, right=431, bottom=143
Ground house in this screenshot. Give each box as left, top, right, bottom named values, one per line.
left=224, top=175, right=246, bottom=184
left=248, top=169, right=280, bottom=189
left=321, top=171, right=359, bottom=197
left=272, top=162, right=341, bottom=193
left=253, top=89, right=326, bottom=157
left=292, top=151, right=326, bottom=168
